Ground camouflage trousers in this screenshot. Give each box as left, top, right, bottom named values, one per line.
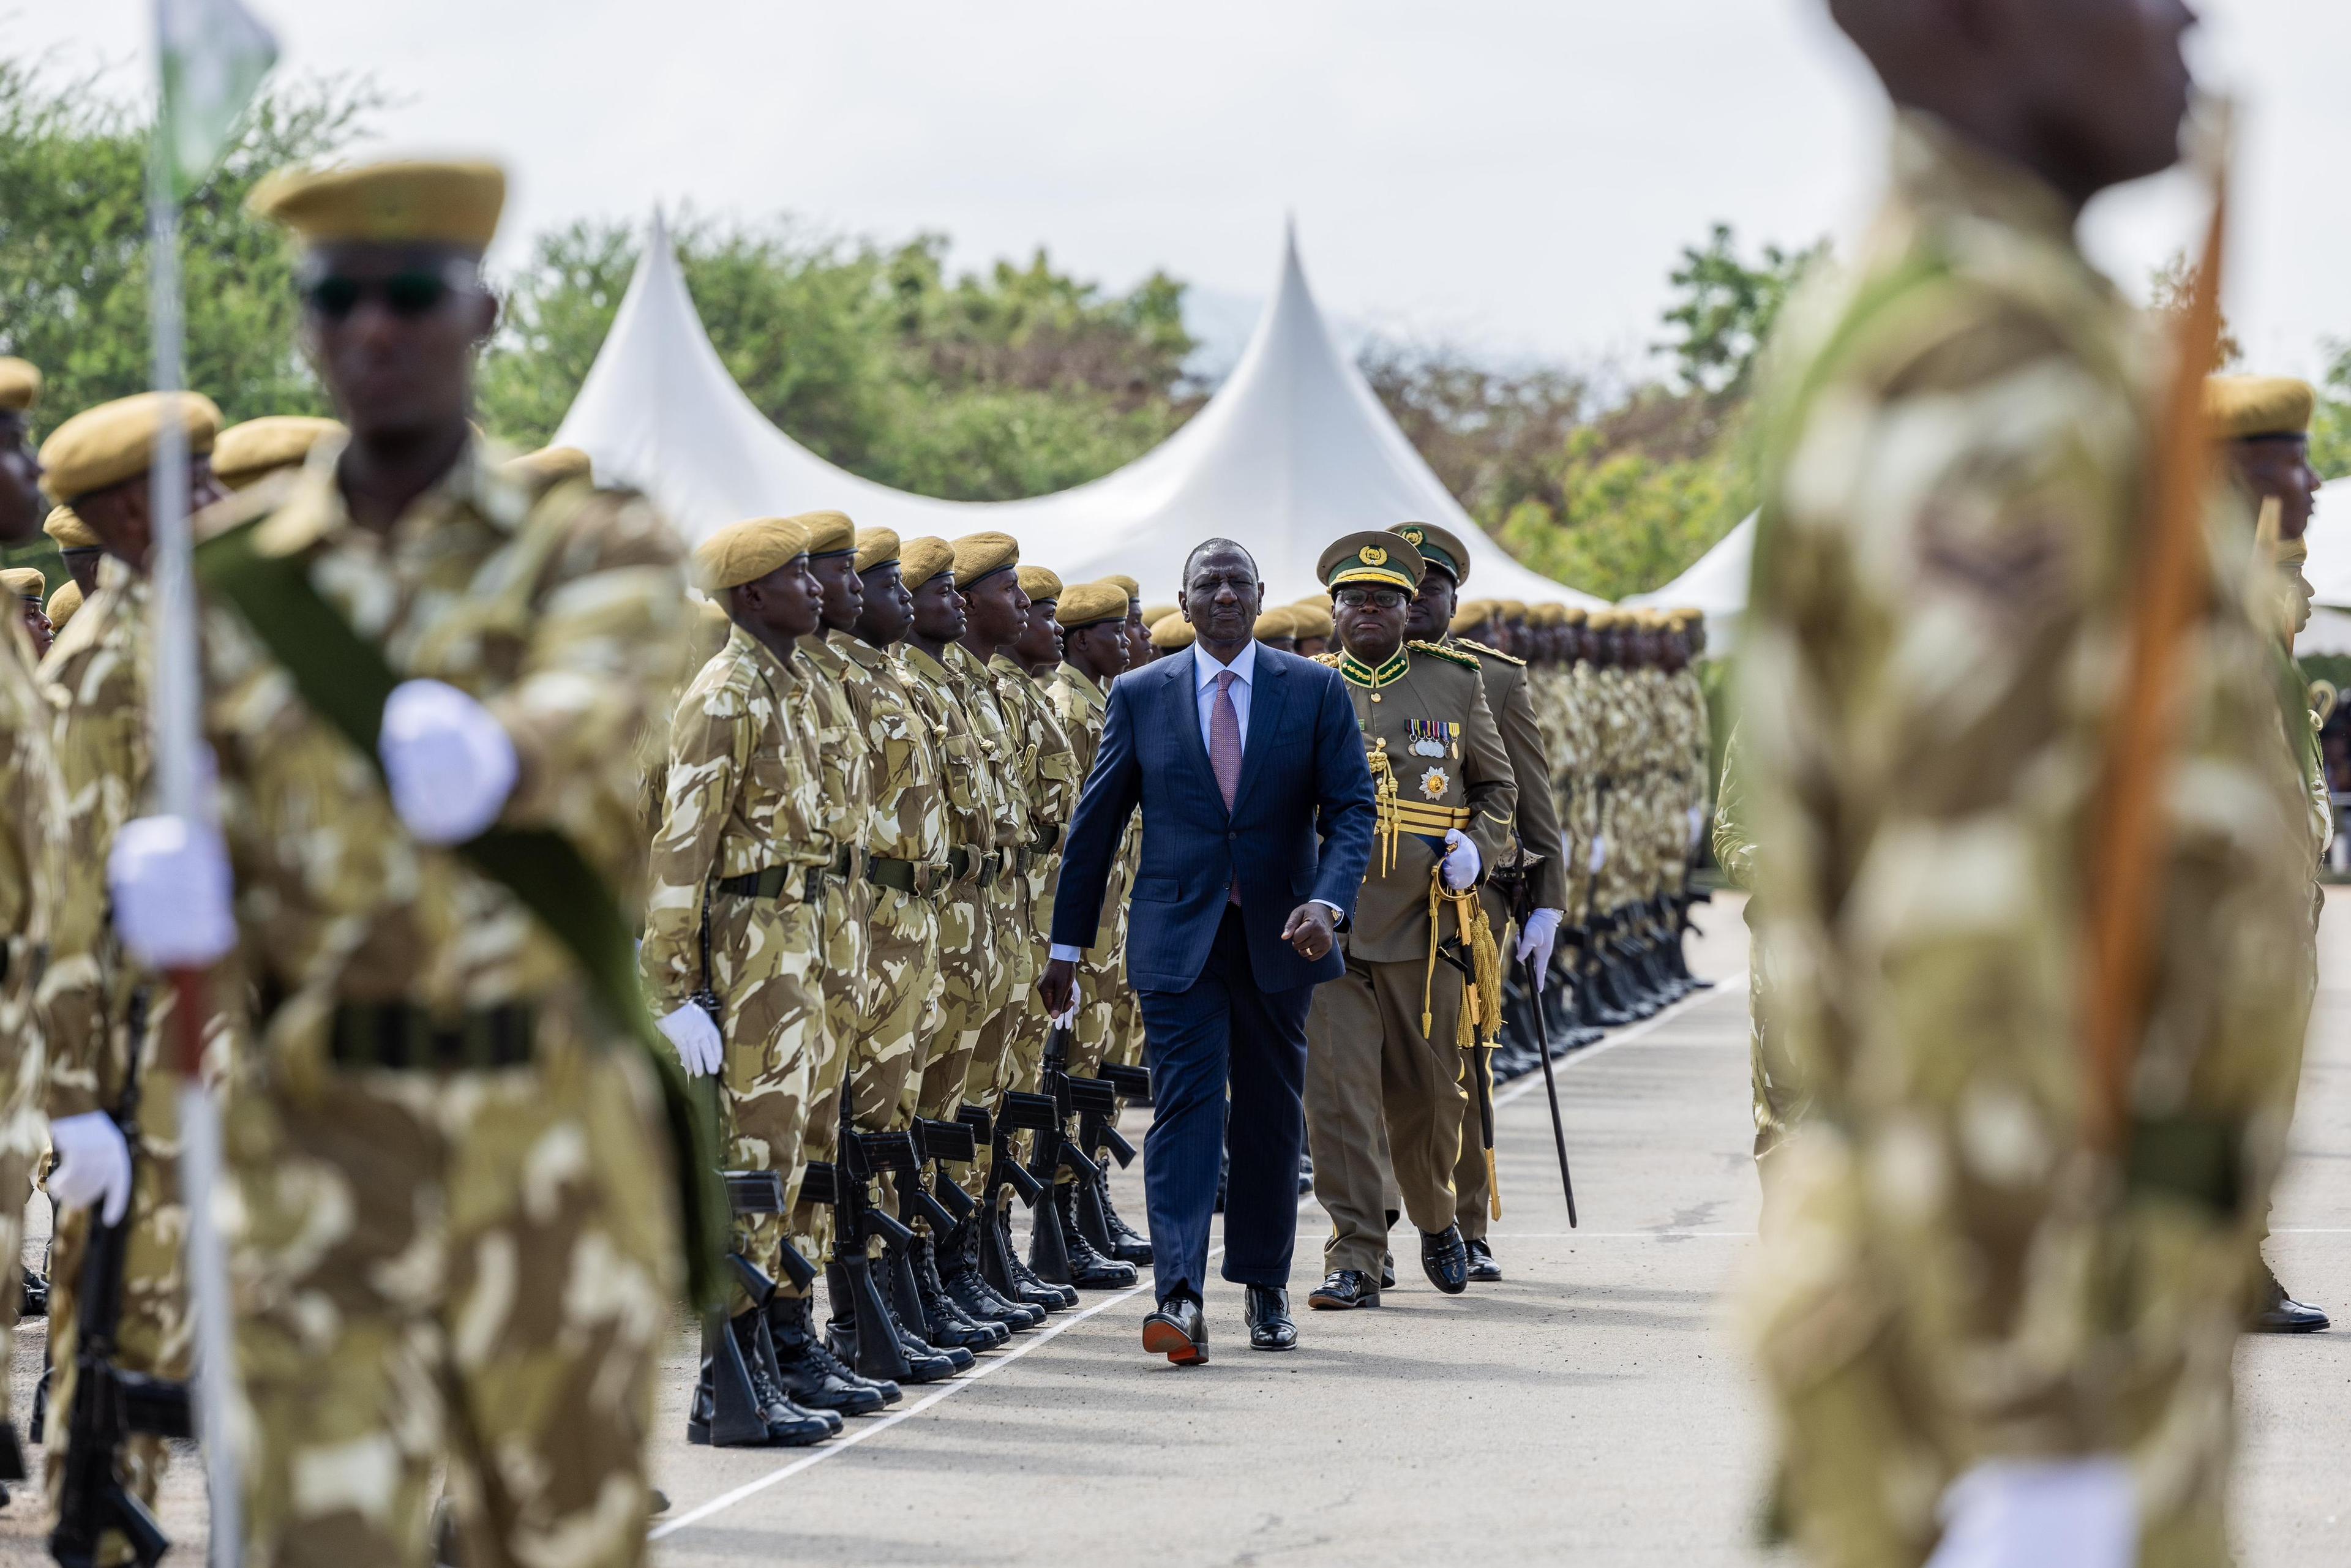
left=954, top=875, right=1029, bottom=1201
left=42, top=1077, right=187, bottom=1559
left=914, top=882, right=1000, bottom=1126
left=996, top=857, right=1060, bottom=1103
left=227, top=1008, right=677, bottom=1568
left=0, top=1026, right=40, bottom=1438
left=1068, top=930, right=1124, bottom=1082
left=1562, top=781, right=1600, bottom=925
left=849, top=886, right=939, bottom=1236
left=790, top=882, right=871, bottom=1271
left=1744, top=898, right=1807, bottom=1175
left=709, top=891, right=823, bottom=1317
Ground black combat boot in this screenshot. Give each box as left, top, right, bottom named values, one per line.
left=912, top=1232, right=1008, bottom=1349
left=882, top=1239, right=978, bottom=1372
left=984, top=1198, right=1074, bottom=1311
left=826, top=1261, right=961, bottom=1384
left=942, top=1215, right=1043, bottom=1330
left=688, top=1309, right=835, bottom=1447
left=765, top=1289, right=895, bottom=1413
left=1052, top=1182, right=1138, bottom=1288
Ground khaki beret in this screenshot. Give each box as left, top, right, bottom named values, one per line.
left=1, top=568, right=46, bottom=602
left=2206, top=375, right=2315, bottom=441
left=1450, top=601, right=1494, bottom=634
left=1253, top=606, right=1299, bottom=640
left=1528, top=602, right=1564, bottom=628
left=1103, top=572, right=1141, bottom=599
left=1561, top=605, right=1588, bottom=626
left=900, top=536, right=955, bottom=592
left=792, top=509, right=856, bottom=557
left=503, top=444, right=591, bottom=489
left=1390, top=521, right=1471, bottom=585
left=215, top=415, right=345, bottom=490
left=1586, top=609, right=1616, bottom=631
left=1149, top=614, right=1196, bottom=651
left=43, top=506, right=99, bottom=549
left=0, top=358, right=40, bottom=415
left=1141, top=602, right=1179, bottom=628
left=951, top=531, right=1019, bottom=588
left=692, top=517, right=810, bottom=593
left=1319, top=531, right=1423, bottom=593
left=250, top=158, right=506, bottom=252
left=40, top=391, right=222, bottom=504
left=854, top=527, right=901, bottom=574
left=45, top=579, right=81, bottom=633
left=1493, top=599, right=1529, bottom=622
left=1057, top=580, right=1128, bottom=630
left=1016, top=565, right=1063, bottom=602
left=1290, top=602, right=1333, bottom=640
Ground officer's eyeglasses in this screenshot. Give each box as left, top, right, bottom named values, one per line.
left=1335, top=587, right=1406, bottom=610
left=301, top=261, right=478, bottom=321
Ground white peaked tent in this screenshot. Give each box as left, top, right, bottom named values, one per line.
left=1623, top=512, right=1755, bottom=646
left=553, top=215, right=1600, bottom=607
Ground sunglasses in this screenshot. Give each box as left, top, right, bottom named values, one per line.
left=301, top=264, right=474, bottom=321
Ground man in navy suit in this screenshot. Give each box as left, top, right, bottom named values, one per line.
left=1040, top=539, right=1376, bottom=1364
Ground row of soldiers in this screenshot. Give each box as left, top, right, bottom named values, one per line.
left=0, top=152, right=1727, bottom=1561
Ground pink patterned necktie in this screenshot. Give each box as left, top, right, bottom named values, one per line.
left=1211, top=669, right=1243, bottom=905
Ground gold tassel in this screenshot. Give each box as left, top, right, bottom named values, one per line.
left=1368, top=740, right=1400, bottom=878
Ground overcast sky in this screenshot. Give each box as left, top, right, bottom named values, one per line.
left=20, top=1, right=2349, bottom=379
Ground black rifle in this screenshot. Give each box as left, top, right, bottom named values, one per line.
left=1509, top=855, right=1578, bottom=1228
left=1024, top=1024, right=1123, bottom=1284
left=696, top=1170, right=797, bottom=1448
left=800, top=1101, right=918, bottom=1383
left=51, top=1005, right=193, bottom=1568
left=979, top=1092, right=1054, bottom=1300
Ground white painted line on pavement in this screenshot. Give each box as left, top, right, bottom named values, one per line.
left=654, top=977, right=1739, bottom=1538
left=1491, top=1229, right=1755, bottom=1239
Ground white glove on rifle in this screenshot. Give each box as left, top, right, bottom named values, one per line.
left=108, top=814, right=238, bottom=969
left=48, top=1111, right=132, bottom=1225
left=1925, top=1457, right=2134, bottom=1568
left=1588, top=834, right=1608, bottom=874
left=1687, top=805, right=1707, bottom=849
left=379, top=678, right=519, bottom=846
left=1515, top=907, right=1563, bottom=992
left=1439, top=828, right=1480, bottom=892
left=658, top=1002, right=724, bottom=1079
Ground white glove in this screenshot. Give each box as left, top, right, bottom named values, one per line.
left=658, top=1002, right=724, bottom=1079
left=1439, top=828, right=1480, bottom=891
left=1687, top=805, right=1706, bottom=847
left=107, top=814, right=238, bottom=969
left=48, top=1111, right=132, bottom=1225
left=379, top=678, right=519, bottom=846
left=1588, top=834, right=1608, bottom=874
left=1515, top=907, right=1563, bottom=992
left=1925, top=1457, right=2135, bottom=1568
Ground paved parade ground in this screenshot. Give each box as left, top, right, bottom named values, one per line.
left=9, top=890, right=2351, bottom=1564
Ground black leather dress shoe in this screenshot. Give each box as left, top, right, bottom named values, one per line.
left=1142, top=1294, right=1209, bottom=1365
left=1245, top=1285, right=1298, bottom=1350
left=1421, top=1225, right=1470, bottom=1295
left=1381, top=1258, right=1397, bottom=1291
left=2252, top=1277, right=2330, bottom=1334
left=1464, top=1237, right=1502, bottom=1283
left=1307, top=1269, right=1379, bottom=1310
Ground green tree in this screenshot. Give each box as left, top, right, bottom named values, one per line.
left=1655, top=223, right=1827, bottom=397
left=2311, top=342, right=2351, bottom=481
left=0, top=58, right=377, bottom=437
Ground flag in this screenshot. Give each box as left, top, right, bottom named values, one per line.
left=156, top=0, right=279, bottom=197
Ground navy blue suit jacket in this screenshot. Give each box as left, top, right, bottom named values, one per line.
left=1050, top=644, right=1378, bottom=994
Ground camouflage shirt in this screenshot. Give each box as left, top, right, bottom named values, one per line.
left=2, top=620, right=65, bottom=1106
left=942, top=642, right=1028, bottom=850
left=1046, top=662, right=1111, bottom=943
left=989, top=651, right=1079, bottom=852
left=898, top=643, right=1000, bottom=877
left=791, top=632, right=874, bottom=869
left=831, top=631, right=947, bottom=872
left=639, top=625, right=824, bottom=1013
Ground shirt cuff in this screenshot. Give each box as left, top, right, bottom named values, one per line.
left=1309, top=899, right=1344, bottom=920
left=1048, top=943, right=1084, bottom=964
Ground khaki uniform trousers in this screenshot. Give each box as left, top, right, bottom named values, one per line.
left=1305, top=956, right=1470, bottom=1274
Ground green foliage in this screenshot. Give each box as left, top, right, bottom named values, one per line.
left=0, top=58, right=375, bottom=437
left=2311, top=342, right=2351, bottom=482
left=477, top=219, right=1197, bottom=499
left=1656, top=224, right=1828, bottom=397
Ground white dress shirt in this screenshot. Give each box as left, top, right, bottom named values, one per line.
left=1048, top=636, right=1334, bottom=971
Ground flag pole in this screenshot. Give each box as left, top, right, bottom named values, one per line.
left=144, top=5, right=244, bottom=1559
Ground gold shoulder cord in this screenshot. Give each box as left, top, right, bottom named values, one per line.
left=1367, top=737, right=1400, bottom=876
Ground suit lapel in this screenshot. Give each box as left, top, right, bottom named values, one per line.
left=1166, top=650, right=1224, bottom=808
left=1231, top=651, right=1288, bottom=812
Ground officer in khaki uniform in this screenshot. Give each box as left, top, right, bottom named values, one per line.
left=1390, top=522, right=1567, bottom=1284
left=0, top=355, right=66, bottom=1490
left=1301, top=532, right=1514, bottom=1310
left=34, top=389, right=228, bottom=1543
left=642, top=517, right=848, bottom=1448
left=1738, top=8, right=2314, bottom=1562
left=104, top=157, right=692, bottom=1567
left=4, top=566, right=54, bottom=658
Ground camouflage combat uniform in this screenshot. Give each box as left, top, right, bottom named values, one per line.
left=0, top=614, right=64, bottom=1449
left=1709, top=724, right=1800, bottom=1167
left=786, top=631, right=873, bottom=1269
left=986, top=651, right=1078, bottom=1112
left=36, top=559, right=193, bottom=1532
left=941, top=641, right=1029, bottom=1167
left=197, top=440, right=687, bottom=1568
left=1738, top=115, right=2315, bottom=1568
left=1047, top=662, right=1121, bottom=1081
left=640, top=622, right=827, bottom=1317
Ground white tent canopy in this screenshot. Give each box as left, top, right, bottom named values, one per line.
left=555, top=215, right=1600, bottom=609
left=1623, top=512, right=1754, bottom=647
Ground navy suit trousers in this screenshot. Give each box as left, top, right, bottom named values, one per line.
left=1137, top=906, right=1313, bottom=1302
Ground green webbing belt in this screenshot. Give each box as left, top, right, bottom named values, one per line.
left=195, top=515, right=727, bottom=1309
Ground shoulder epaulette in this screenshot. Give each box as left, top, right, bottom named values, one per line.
left=1453, top=636, right=1523, bottom=667
left=1311, top=651, right=1343, bottom=667
left=1409, top=639, right=1482, bottom=672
